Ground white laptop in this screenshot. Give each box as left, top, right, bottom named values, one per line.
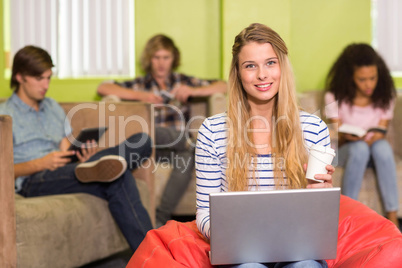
left=209, top=187, right=340, bottom=265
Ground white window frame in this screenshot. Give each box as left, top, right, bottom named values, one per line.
left=372, top=0, right=402, bottom=76
left=7, top=0, right=135, bottom=78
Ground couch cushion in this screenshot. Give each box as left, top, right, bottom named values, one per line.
left=16, top=193, right=129, bottom=268
left=154, top=167, right=196, bottom=215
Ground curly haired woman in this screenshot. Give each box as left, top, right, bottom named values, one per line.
left=324, top=43, right=398, bottom=226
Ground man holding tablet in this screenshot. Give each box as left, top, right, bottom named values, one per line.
left=0, top=45, right=153, bottom=252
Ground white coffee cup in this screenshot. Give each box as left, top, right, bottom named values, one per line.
left=306, top=144, right=336, bottom=183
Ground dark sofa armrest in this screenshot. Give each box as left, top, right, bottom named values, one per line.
left=0, top=115, right=17, bottom=268
left=389, top=92, right=402, bottom=158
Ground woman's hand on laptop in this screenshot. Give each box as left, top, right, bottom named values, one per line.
left=304, top=164, right=334, bottom=188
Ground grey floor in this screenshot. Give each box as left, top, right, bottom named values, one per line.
left=80, top=250, right=132, bottom=268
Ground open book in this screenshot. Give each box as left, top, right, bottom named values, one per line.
left=338, top=124, right=387, bottom=138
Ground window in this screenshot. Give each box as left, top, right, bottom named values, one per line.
left=372, top=0, right=402, bottom=74
left=6, top=0, right=135, bottom=78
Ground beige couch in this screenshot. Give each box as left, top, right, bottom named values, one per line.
left=1, top=102, right=155, bottom=268
left=2, top=91, right=399, bottom=267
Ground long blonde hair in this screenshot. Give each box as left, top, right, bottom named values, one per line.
left=226, top=23, right=308, bottom=191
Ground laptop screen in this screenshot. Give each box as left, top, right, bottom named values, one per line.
left=209, top=187, right=340, bottom=265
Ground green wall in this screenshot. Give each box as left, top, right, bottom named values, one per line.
left=221, top=0, right=292, bottom=80
left=134, top=0, right=221, bottom=79
left=0, top=0, right=400, bottom=102
left=289, top=0, right=372, bottom=91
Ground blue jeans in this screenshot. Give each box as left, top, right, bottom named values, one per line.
left=18, top=133, right=154, bottom=251
left=337, top=139, right=399, bottom=212
left=218, top=260, right=327, bottom=268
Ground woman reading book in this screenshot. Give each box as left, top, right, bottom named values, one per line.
left=324, top=43, right=399, bottom=226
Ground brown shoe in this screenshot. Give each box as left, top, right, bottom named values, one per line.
left=75, top=155, right=127, bottom=183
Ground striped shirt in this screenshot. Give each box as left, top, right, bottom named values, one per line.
left=195, top=111, right=331, bottom=239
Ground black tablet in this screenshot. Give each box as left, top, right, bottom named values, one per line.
left=67, top=126, right=108, bottom=162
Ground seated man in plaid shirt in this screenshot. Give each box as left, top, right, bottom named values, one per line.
left=97, top=34, right=227, bottom=227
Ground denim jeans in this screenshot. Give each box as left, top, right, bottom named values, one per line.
left=18, top=133, right=154, bottom=251
left=154, top=127, right=195, bottom=225
left=337, top=139, right=399, bottom=212
left=218, top=260, right=327, bottom=268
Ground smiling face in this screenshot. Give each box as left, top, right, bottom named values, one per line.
left=151, top=48, right=174, bottom=80
left=16, top=69, right=52, bottom=109
left=238, top=42, right=281, bottom=108
left=353, top=65, right=378, bottom=97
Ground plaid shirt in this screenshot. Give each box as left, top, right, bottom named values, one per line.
left=115, top=72, right=216, bottom=130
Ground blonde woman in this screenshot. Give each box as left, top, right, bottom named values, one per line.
left=195, top=23, right=334, bottom=267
